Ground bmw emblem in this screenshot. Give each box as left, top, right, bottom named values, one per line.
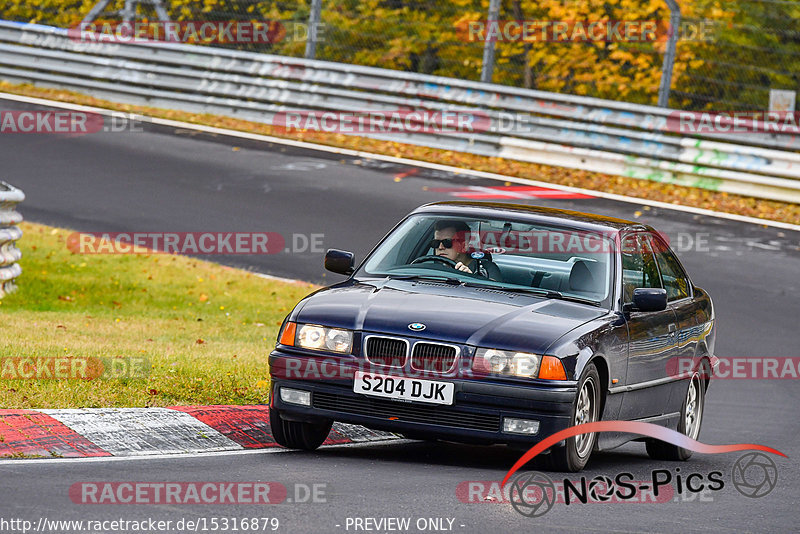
left=408, top=322, right=426, bottom=331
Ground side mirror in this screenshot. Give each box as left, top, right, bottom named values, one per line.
left=630, top=288, right=668, bottom=312
left=325, top=249, right=355, bottom=276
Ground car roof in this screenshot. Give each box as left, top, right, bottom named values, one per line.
left=411, top=201, right=647, bottom=233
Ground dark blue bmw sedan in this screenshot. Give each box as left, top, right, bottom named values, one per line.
left=268, top=202, right=716, bottom=471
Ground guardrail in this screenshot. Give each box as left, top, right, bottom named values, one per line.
left=0, top=181, right=24, bottom=298
left=1, top=20, right=799, bottom=203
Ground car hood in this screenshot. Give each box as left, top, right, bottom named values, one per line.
left=292, top=279, right=606, bottom=354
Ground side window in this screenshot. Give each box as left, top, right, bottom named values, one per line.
left=651, top=236, right=691, bottom=301
left=621, top=233, right=662, bottom=303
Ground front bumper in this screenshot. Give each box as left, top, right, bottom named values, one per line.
left=269, top=350, right=577, bottom=445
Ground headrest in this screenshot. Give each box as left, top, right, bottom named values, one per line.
left=569, top=260, right=597, bottom=293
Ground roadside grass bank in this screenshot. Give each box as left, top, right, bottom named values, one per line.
left=2, top=82, right=798, bottom=226
left=0, top=222, right=315, bottom=408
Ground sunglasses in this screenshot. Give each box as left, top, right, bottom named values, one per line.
left=429, top=238, right=454, bottom=249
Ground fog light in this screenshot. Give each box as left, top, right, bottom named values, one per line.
left=280, top=387, right=311, bottom=406
left=503, top=417, right=540, bottom=435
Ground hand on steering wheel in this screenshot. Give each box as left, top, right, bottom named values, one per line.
left=410, top=254, right=457, bottom=267
left=410, top=255, right=472, bottom=273
left=454, top=261, right=473, bottom=273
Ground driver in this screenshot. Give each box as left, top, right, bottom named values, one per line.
left=431, top=220, right=474, bottom=273
left=428, top=220, right=503, bottom=281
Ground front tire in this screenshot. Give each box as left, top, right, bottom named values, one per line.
left=547, top=363, right=601, bottom=472
left=646, top=370, right=706, bottom=461
left=269, top=408, right=332, bottom=451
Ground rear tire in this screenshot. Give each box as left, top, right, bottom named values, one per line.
left=646, top=370, right=705, bottom=461
left=269, top=408, right=332, bottom=451
left=547, top=363, right=600, bottom=472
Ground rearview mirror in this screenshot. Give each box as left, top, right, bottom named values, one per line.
left=325, top=249, right=355, bottom=276
left=631, top=288, right=668, bottom=312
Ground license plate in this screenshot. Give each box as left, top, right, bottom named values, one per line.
left=353, top=371, right=454, bottom=405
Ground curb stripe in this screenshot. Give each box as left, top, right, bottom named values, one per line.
left=329, top=422, right=397, bottom=444
left=0, top=409, right=110, bottom=458
left=40, top=408, right=241, bottom=456
left=0, top=406, right=398, bottom=459
left=170, top=405, right=397, bottom=448
left=169, top=405, right=276, bottom=449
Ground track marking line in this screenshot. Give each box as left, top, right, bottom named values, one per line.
left=2, top=92, right=798, bottom=233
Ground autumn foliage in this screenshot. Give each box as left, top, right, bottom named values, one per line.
left=1, top=1, right=796, bottom=109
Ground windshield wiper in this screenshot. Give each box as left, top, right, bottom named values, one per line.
left=387, top=274, right=462, bottom=285
left=459, top=281, right=562, bottom=298
left=458, top=282, right=602, bottom=306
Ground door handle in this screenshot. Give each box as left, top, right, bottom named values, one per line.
left=668, top=323, right=677, bottom=336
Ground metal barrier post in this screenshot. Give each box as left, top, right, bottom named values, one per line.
left=305, top=0, right=323, bottom=60
left=658, top=0, right=681, bottom=108
left=480, top=0, right=501, bottom=83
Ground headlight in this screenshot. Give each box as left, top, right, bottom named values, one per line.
left=473, top=348, right=541, bottom=378
left=296, top=324, right=353, bottom=354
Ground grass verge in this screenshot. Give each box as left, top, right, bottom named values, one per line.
left=0, top=222, right=315, bottom=408
left=2, top=81, right=798, bottom=225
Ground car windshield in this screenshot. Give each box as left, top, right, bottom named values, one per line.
left=358, top=214, right=615, bottom=305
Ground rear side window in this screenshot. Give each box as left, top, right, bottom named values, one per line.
left=621, top=233, right=662, bottom=303
left=651, top=236, right=691, bottom=301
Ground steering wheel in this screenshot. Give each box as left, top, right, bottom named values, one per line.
left=410, top=255, right=458, bottom=268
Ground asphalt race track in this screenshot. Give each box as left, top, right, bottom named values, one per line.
left=1, top=97, right=799, bottom=533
